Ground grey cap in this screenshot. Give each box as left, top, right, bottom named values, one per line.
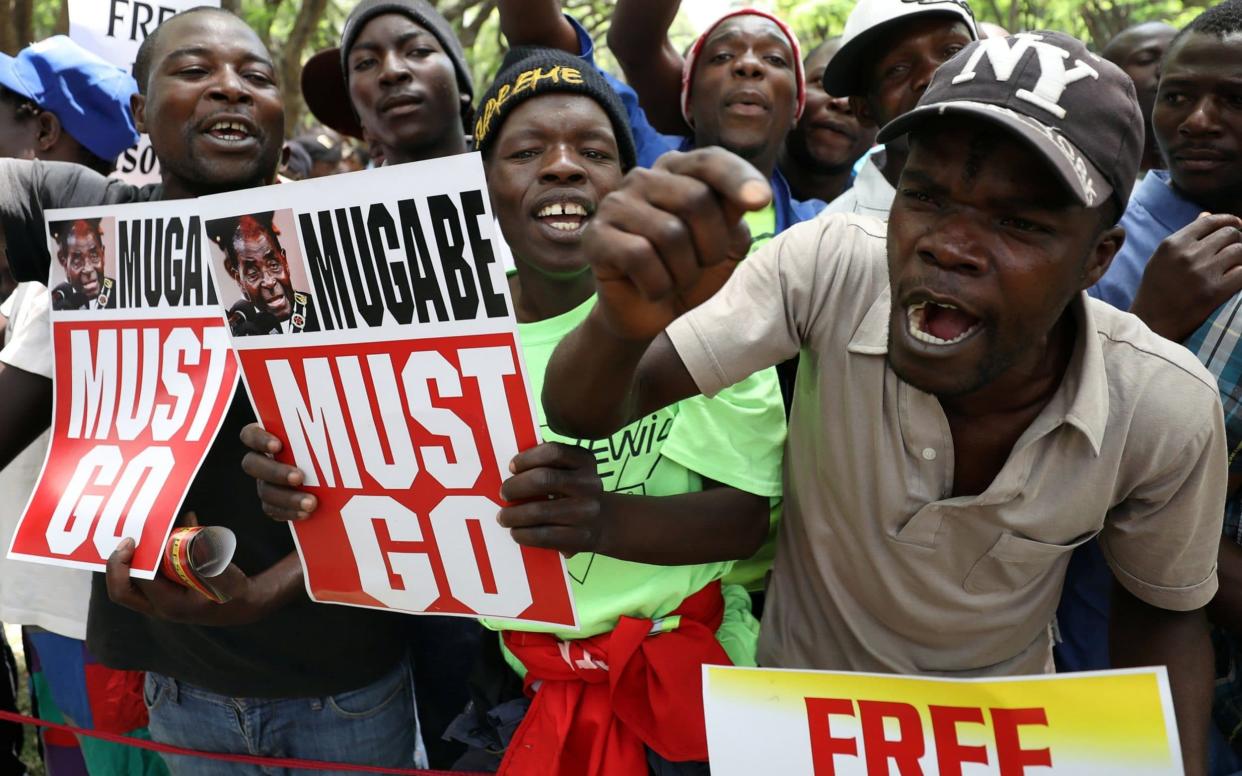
left=878, top=31, right=1143, bottom=213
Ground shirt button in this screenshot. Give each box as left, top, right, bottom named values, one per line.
left=922, top=448, right=937, bottom=461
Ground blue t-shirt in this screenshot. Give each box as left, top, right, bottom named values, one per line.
left=1087, top=170, right=1203, bottom=311
left=567, top=16, right=825, bottom=235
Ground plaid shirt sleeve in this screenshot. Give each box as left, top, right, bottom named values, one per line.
left=1185, top=294, right=1242, bottom=481
left=1187, top=295, right=1242, bottom=749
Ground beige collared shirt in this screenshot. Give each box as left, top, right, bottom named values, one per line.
left=823, top=151, right=897, bottom=220
left=667, top=213, right=1226, bottom=676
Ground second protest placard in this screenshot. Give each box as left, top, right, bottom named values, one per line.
left=201, top=154, right=577, bottom=628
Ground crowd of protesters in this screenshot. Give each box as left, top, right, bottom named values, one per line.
left=0, top=0, right=1240, bottom=773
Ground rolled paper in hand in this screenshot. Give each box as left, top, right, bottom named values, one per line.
left=160, top=526, right=238, bottom=603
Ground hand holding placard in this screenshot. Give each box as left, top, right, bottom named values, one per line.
left=106, top=526, right=303, bottom=627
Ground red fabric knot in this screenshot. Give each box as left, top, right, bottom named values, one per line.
left=498, top=581, right=731, bottom=776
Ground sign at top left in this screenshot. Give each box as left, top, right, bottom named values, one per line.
left=67, top=0, right=221, bottom=185
left=7, top=199, right=238, bottom=579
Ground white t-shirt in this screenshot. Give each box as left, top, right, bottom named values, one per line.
left=0, top=282, right=91, bottom=639
left=824, top=152, right=897, bottom=220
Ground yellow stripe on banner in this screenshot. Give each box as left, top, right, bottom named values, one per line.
left=169, top=534, right=224, bottom=603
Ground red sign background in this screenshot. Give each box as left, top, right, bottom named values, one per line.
left=10, top=316, right=238, bottom=577
left=239, top=332, right=576, bottom=627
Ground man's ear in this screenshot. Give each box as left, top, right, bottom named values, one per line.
left=131, top=93, right=147, bottom=134
left=1082, top=225, right=1126, bottom=289
left=850, top=96, right=879, bottom=129
left=34, top=112, right=62, bottom=153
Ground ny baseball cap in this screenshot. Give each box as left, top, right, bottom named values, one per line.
left=823, top=0, right=978, bottom=96
left=877, top=31, right=1143, bottom=213
left=0, top=36, right=138, bottom=161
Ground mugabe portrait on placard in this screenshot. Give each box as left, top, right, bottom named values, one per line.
left=206, top=210, right=318, bottom=336
left=48, top=217, right=117, bottom=310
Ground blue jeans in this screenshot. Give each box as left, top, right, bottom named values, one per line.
left=144, top=657, right=420, bottom=775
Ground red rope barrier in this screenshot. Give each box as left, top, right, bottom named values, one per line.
left=0, top=708, right=485, bottom=775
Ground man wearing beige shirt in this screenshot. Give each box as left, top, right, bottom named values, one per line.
left=540, top=32, right=1225, bottom=774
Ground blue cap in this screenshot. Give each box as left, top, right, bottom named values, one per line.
left=0, top=36, right=139, bottom=161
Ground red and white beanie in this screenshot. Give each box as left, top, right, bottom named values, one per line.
left=680, top=8, right=806, bottom=127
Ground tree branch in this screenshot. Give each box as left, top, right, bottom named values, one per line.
left=278, top=0, right=330, bottom=136
left=458, top=0, right=498, bottom=51
left=14, top=0, right=34, bottom=50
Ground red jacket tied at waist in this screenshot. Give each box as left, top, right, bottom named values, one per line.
left=498, top=581, right=731, bottom=776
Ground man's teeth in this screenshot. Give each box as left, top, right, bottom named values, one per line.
left=209, top=121, right=250, bottom=140
left=906, top=301, right=979, bottom=346
left=536, top=202, right=588, bottom=218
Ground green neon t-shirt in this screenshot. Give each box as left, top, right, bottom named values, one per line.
left=482, top=293, right=785, bottom=673
left=742, top=203, right=777, bottom=255
left=702, top=202, right=785, bottom=591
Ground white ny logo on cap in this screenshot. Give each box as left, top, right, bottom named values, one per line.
left=950, top=33, right=1100, bottom=119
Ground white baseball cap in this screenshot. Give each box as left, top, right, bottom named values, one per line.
left=822, top=0, right=979, bottom=96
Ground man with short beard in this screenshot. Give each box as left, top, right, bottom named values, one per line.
left=778, top=38, right=877, bottom=204
left=541, top=32, right=1222, bottom=774
left=0, top=9, right=419, bottom=773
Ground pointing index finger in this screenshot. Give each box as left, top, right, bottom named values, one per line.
left=654, top=148, right=772, bottom=223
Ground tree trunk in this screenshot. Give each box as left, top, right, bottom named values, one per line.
left=0, top=0, right=14, bottom=55
left=12, top=0, right=34, bottom=50
left=278, top=0, right=331, bottom=136
left=256, top=0, right=285, bottom=50
left=0, top=0, right=42, bottom=55
left=457, top=0, right=497, bottom=50
left=55, top=0, right=69, bottom=36
left=1081, top=0, right=1136, bottom=50
left=220, top=0, right=241, bottom=13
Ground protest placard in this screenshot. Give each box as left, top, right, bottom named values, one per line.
left=67, top=0, right=220, bottom=185
left=7, top=202, right=239, bottom=578
left=703, top=665, right=1182, bottom=776
left=200, top=155, right=578, bottom=628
